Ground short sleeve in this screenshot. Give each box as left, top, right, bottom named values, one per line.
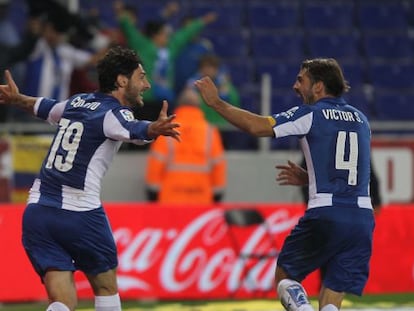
left=272, top=105, right=313, bottom=138
left=103, top=108, right=152, bottom=145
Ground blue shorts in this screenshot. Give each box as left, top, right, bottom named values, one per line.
left=22, top=203, right=118, bottom=277
left=277, top=206, right=375, bottom=295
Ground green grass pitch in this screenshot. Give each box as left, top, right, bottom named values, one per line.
left=1, top=293, right=414, bottom=311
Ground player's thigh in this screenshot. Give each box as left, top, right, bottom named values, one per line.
left=323, top=219, right=374, bottom=295
left=68, top=208, right=118, bottom=275
left=276, top=213, right=326, bottom=281
left=86, top=268, right=118, bottom=296
left=22, top=204, right=76, bottom=276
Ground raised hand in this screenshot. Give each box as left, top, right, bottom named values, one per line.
left=0, top=70, right=19, bottom=105
left=201, top=12, right=218, bottom=24
left=0, top=70, right=38, bottom=114
left=275, top=160, right=308, bottom=186
left=147, top=100, right=181, bottom=141
left=194, top=76, right=220, bottom=108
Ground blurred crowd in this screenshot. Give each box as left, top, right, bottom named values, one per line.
left=1, top=0, right=413, bottom=151
left=0, top=0, right=244, bottom=149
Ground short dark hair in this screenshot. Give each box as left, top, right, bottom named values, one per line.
left=301, top=58, right=350, bottom=97
left=144, top=20, right=166, bottom=38
left=199, top=54, right=220, bottom=68
left=96, top=46, right=142, bottom=93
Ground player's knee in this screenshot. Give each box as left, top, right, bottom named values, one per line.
left=87, top=269, right=118, bottom=296
left=92, top=283, right=118, bottom=296
left=277, top=279, right=314, bottom=311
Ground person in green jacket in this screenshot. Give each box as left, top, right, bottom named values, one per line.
left=116, top=1, right=216, bottom=120
left=186, top=54, right=241, bottom=129
left=185, top=54, right=242, bottom=150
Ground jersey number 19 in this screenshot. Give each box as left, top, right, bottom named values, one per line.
left=46, top=118, right=84, bottom=172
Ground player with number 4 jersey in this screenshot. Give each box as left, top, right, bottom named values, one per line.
left=273, top=97, right=371, bottom=209
left=195, top=58, right=375, bottom=311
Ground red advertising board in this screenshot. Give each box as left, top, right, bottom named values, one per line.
left=0, top=203, right=413, bottom=302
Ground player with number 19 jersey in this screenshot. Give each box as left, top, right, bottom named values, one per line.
left=28, top=92, right=152, bottom=211
left=272, top=97, right=372, bottom=210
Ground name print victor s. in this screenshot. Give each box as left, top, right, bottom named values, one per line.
left=322, top=108, right=363, bottom=123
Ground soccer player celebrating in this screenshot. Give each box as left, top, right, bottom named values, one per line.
left=0, top=46, right=180, bottom=311
left=195, top=58, right=375, bottom=311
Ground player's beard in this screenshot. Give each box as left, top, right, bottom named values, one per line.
left=304, top=94, right=316, bottom=105
left=124, top=81, right=144, bottom=108
left=299, top=89, right=315, bottom=105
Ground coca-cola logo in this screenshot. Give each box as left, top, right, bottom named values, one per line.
left=76, top=209, right=299, bottom=294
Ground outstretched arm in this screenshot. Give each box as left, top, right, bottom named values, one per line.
left=0, top=70, right=38, bottom=115
left=147, top=100, right=181, bottom=141
left=194, top=77, right=274, bottom=137
left=276, top=160, right=308, bottom=186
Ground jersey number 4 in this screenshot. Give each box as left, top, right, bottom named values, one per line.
left=335, top=131, right=358, bottom=186
left=46, top=118, right=84, bottom=172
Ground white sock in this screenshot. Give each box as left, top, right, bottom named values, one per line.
left=95, top=293, right=122, bottom=311
left=321, top=304, right=339, bottom=311
left=277, top=279, right=315, bottom=311
left=46, top=302, right=70, bottom=311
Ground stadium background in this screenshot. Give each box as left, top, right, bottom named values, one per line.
left=1, top=0, right=414, bottom=310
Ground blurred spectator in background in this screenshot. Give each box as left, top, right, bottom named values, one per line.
left=0, top=0, right=18, bottom=46
left=186, top=54, right=241, bottom=148
left=187, top=54, right=240, bottom=127
left=145, top=88, right=226, bottom=204
left=110, top=3, right=139, bottom=47
left=110, top=1, right=180, bottom=48
left=116, top=0, right=217, bottom=121
left=22, top=1, right=109, bottom=107
left=0, top=0, right=27, bottom=88
left=174, top=15, right=214, bottom=96
left=0, top=16, right=41, bottom=121
left=67, top=9, right=113, bottom=96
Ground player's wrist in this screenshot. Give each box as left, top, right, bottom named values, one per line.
left=15, top=94, right=35, bottom=109
left=208, top=97, right=224, bottom=110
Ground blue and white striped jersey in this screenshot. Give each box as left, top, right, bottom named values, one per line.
left=24, top=39, right=92, bottom=101
left=28, top=92, right=152, bottom=211
left=272, top=97, right=372, bottom=210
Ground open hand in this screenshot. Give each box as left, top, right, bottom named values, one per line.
left=276, top=160, right=308, bottom=186
left=194, top=76, right=220, bottom=108
left=148, top=100, right=181, bottom=141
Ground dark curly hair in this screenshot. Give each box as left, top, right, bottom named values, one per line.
left=301, top=58, right=350, bottom=97
left=96, top=46, right=142, bottom=93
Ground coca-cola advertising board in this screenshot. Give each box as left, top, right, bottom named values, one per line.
left=0, top=203, right=413, bottom=302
